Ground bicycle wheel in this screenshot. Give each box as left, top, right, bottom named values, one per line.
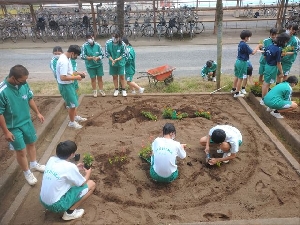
left=190, top=25, right=195, bottom=39
left=9, top=28, right=18, bottom=43
left=133, top=28, right=137, bottom=41
left=194, top=22, right=204, bottom=34
left=30, top=29, right=37, bottom=42
left=179, top=27, right=183, bottom=40
left=60, top=28, right=68, bottom=42
left=247, top=9, right=253, bottom=18
left=148, top=26, right=154, bottom=37
left=157, top=24, right=162, bottom=41
left=40, top=30, right=47, bottom=43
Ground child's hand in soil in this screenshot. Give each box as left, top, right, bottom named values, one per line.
left=207, top=158, right=218, bottom=165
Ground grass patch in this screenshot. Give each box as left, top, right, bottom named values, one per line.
left=28, top=75, right=300, bottom=95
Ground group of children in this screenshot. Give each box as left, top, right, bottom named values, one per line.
left=202, top=25, right=299, bottom=119
left=50, top=32, right=144, bottom=99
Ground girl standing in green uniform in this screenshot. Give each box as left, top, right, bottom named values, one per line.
left=81, top=33, right=105, bottom=98
left=105, top=32, right=127, bottom=97
left=122, top=37, right=144, bottom=94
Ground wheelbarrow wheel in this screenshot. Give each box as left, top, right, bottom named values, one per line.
left=164, top=76, right=174, bottom=85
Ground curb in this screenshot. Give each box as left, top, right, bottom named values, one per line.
left=0, top=97, right=65, bottom=202
left=239, top=95, right=300, bottom=175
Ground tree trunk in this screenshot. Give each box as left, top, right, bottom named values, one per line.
left=116, top=0, right=125, bottom=36
left=216, top=0, right=223, bottom=89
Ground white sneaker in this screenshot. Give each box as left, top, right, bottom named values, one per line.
left=68, top=121, right=83, bottom=129
left=266, top=107, right=273, bottom=112
left=122, top=90, right=127, bottom=97
left=62, top=209, right=85, bottom=221
left=270, top=111, right=284, bottom=119
left=223, top=152, right=231, bottom=163
left=131, top=90, right=136, bottom=94
left=30, top=163, right=45, bottom=172
left=99, top=90, right=106, bottom=97
left=233, top=92, right=245, bottom=98
left=139, top=87, right=145, bottom=94
left=240, top=89, right=247, bottom=94
left=260, top=99, right=265, bottom=105
left=216, top=149, right=224, bottom=154
left=93, top=90, right=97, bottom=98
left=113, top=90, right=119, bottom=97
left=75, top=115, right=87, bottom=122
left=230, top=89, right=236, bottom=93
left=212, top=77, right=216, bottom=82
left=25, top=172, right=37, bottom=186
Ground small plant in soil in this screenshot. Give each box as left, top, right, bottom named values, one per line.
left=138, top=136, right=154, bottom=163
left=250, top=82, right=262, bottom=97
left=141, top=111, right=157, bottom=121
left=108, top=148, right=128, bottom=166
left=83, top=153, right=94, bottom=169
left=162, top=107, right=188, bottom=120
left=194, top=110, right=211, bottom=120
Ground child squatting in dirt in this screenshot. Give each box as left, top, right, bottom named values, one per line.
left=199, top=125, right=243, bottom=165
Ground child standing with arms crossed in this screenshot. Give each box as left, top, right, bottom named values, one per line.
left=231, top=30, right=260, bottom=97
left=122, top=37, right=144, bottom=94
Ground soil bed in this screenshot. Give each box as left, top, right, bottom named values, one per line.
left=8, top=94, right=300, bottom=224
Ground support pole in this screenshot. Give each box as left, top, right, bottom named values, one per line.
left=90, top=3, right=97, bottom=36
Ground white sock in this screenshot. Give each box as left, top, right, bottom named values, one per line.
left=24, top=170, right=31, bottom=176
left=30, top=161, right=38, bottom=168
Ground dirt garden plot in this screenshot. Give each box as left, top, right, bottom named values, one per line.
left=4, top=94, right=298, bottom=225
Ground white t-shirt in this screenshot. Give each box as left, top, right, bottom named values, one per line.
left=151, top=137, right=186, bottom=178
left=40, top=156, right=86, bottom=205
left=56, top=54, right=73, bottom=84
left=209, top=125, right=242, bottom=154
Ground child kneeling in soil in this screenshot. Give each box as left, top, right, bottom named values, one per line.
left=201, top=60, right=217, bottom=82
left=263, top=75, right=298, bottom=119
left=150, top=123, right=186, bottom=183
left=40, top=140, right=96, bottom=221
left=199, top=125, right=242, bottom=165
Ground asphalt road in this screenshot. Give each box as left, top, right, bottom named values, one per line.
left=0, top=44, right=275, bottom=82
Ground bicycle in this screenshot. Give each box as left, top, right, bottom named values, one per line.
left=243, top=4, right=254, bottom=18
left=156, top=14, right=167, bottom=41
left=166, top=17, right=176, bottom=41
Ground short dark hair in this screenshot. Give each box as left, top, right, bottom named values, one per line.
left=56, top=140, right=77, bottom=160
left=86, top=32, right=93, bottom=38
left=211, top=129, right=226, bottom=143
left=163, top=123, right=176, bottom=135
left=291, top=24, right=299, bottom=31
left=240, top=30, right=252, bottom=39
left=67, top=45, right=81, bottom=55
left=122, top=37, right=131, bottom=46
left=206, top=60, right=213, bottom=68
left=286, top=75, right=298, bottom=85
left=269, top=28, right=278, bottom=35
left=53, top=46, right=63, bottom=53
left=9, top=65, right=29, bottom=79
left=274, top=32, right=290, bottom=47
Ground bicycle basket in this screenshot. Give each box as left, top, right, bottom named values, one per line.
left=37, top=21, right=45, bottom=31
left=49, top=20, right=59, bottom=29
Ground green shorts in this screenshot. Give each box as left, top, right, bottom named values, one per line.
left=234, top=59, right=247, bottom=79
left=9, top=121, right=37, bottom=150
left=109, top=65, right=125, bottom=76
left=263, top=64, right=277, bottom=84
left=150, top=166, right=178, bottom=183
left=125, top=74, right=134, bottom=82
left=258, top=60, right=266, bottom=75
left=281, top=62, right=292, bottom=76
left=40, top=183, right=88, bottom=213
left=58, top=83, right=79, bottom=108
left=87, top=66, right=104, bottom=78
left=264, top=99, right=292, bottom=110
left=73, top=80, right=79, bottom=91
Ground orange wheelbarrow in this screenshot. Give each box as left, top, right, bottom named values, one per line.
left=137, top=64, right=176, bottom=86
